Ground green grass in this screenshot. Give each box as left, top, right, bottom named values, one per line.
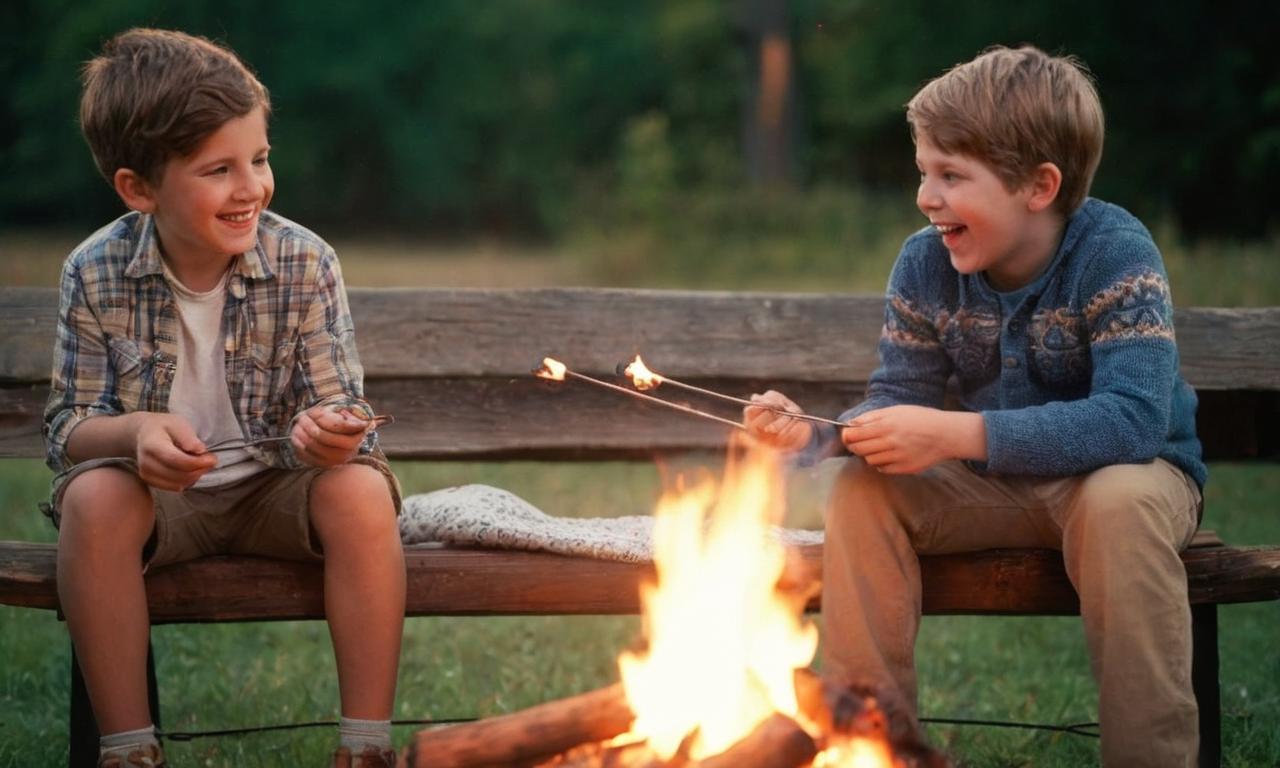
left=1, top=460, right=1277, bottom=767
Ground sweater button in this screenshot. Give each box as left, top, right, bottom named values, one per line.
left=1004, top=356, right=1019, bottom=368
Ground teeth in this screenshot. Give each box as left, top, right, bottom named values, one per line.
left=934, top=223, right=962, bottom=234
left=221, top=211, right=254, bottom=222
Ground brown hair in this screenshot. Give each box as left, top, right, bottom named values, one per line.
left=907, top=45, right=1104, bottom=215
left=79, top=28, right=271, bottom=185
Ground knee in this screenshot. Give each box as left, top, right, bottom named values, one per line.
left=310, top=464, right=397, bottom=539
left=1069, top=464, right=1185, bottom=548
left=826, top=458, right=899, bottom=534
left=58, top=467, right=153, bottom=542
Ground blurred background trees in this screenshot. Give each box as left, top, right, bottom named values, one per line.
left=3, top=0, right=1277, bottom=242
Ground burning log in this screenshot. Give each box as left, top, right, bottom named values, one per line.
left=698, top=713, right=817, bottom=768
left=531, top=738, right=667, bottom=768
left=529, top=712, right=816, bottom=768
left=793, top=669, right=951, bottom=768
left=401, top=683, right=634, bottom=768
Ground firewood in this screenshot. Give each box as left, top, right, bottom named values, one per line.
left=528, top=737, right=667, bottom=768
left=698, top=712, right=817, bottom=768
left=402, top=683, right=634, bottom=768
left=793, top=668, right=952, bottom=768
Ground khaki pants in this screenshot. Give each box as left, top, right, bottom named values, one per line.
left=822, top=458, right=1202, bottom=768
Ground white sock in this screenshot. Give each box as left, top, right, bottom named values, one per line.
left=338, top=716, right=392, bottom=752
left=99, top=725, right=159, bottom=757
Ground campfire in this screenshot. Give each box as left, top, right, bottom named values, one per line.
left=402, top=360, right=948, bottom=768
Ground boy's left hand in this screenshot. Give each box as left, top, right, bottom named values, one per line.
left=290, top=405, right=371, bottom=467
left=843, top=405, right=985, bottom=474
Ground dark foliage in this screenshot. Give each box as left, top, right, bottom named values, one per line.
left=2, top=0, right=1276, bottom=237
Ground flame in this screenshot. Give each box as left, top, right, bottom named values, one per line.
left=617, top=441, right=820, bottom=760
left=623, top=355, right=664, bottom=391
left=534, top=357, right=567, bottom=381
left=814, top=737, right=897, bottom=767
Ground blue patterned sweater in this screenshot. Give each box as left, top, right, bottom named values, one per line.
left=819, top=198, right=1206, bottom=489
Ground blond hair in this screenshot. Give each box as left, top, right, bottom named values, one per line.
left=80, top=28, right=270, bottom=184
left=907, top=45, right=1104, bottom=215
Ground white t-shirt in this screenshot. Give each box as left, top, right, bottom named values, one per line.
left=163, top=264, right=269, bottom=488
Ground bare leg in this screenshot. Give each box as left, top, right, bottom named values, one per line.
left=310, top=464, right=405, bottom=718
left=56, top=467, right=156, bottom=734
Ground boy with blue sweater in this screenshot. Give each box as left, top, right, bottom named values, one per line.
left=745, top=46, right=1204, bottom=766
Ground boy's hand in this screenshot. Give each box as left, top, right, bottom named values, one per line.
left=290, top=405, right=371, bottom=467
left=743, top=390, right=814, bottom=452
left=842, top=405, right=986, bottom=474
left=135, top=414, right=218, bottom=491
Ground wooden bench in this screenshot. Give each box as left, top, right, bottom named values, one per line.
left=2, top=286, right=1278, bottom=767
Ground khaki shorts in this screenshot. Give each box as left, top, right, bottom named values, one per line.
left=47, top=456, right=400, bottom=570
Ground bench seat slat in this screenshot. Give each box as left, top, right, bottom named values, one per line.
left=3, top=539, right=1276, bottom=623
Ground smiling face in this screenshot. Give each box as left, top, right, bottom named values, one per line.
left=139, top=105, right=274, bottom=279
left=914, top=133, right=1059, bottom=291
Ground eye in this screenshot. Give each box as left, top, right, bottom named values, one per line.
left=253, top=154, right=270, bottom=167
left=204, top=165, right=229, bottom=176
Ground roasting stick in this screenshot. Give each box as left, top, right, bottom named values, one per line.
left=203, top=414, right=395, bottom=454
left=534, top=358, right=746, bottom=431
left=619, top=355, right=849, bottom=428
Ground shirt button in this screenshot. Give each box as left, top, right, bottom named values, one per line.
left=1008, top=319, right=1021, bottom=332
left=1004, top=356, right=1019, bottom=369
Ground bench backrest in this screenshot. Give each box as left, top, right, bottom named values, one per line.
left=2, top=287, right=1278, bottom=461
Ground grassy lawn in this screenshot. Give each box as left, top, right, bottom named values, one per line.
left=1, top=458, right=1277, bottom=766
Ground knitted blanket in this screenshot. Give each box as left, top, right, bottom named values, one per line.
left=399, top=484, right=823, bottom=563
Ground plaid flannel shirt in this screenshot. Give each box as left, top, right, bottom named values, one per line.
left=43, top=210, right=381, bottom=473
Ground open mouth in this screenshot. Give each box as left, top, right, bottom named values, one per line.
left=219, top=210, right=256, bottom=224
left=934, top=222, right=966, bottom=247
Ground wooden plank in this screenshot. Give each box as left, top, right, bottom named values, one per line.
left=0, top=288, right=59, bottom=385
left=0, top=378, right=866, bottom=460
left=2, top=378, right=1272, bottom=460
left=351, top=287, right=887, bottom=381
left=3, top=540, right=1277, bottom=621
left=0, top=287, right=884, bottom=383
left=4, top=287, right=1278, bottom=459
left=1174, top=307, right=1280, bottom=390
left=4, top=287, right=1279, bottom=386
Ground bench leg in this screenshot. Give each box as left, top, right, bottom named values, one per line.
left=68, top=639, right=162, bottom=768
left=1191, top=603, right=1221, bottom=768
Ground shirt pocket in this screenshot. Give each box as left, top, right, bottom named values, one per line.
left=249, top=336, right=300, bottom=422
left=106, top=337, right=155, bottom=411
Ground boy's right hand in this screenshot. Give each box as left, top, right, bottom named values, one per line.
left=742, top=390, right=814, bottom=452
left=134, top=414, right=218, bottom=491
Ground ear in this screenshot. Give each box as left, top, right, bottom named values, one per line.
left=113, top=168, right=157, bottom=213
left=1025, top=162, right=1062, bottom=213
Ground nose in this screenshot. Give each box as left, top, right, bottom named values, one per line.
left=916, top=178, right=941, bottom=213
left=232, top=165, right=265, bottom=202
